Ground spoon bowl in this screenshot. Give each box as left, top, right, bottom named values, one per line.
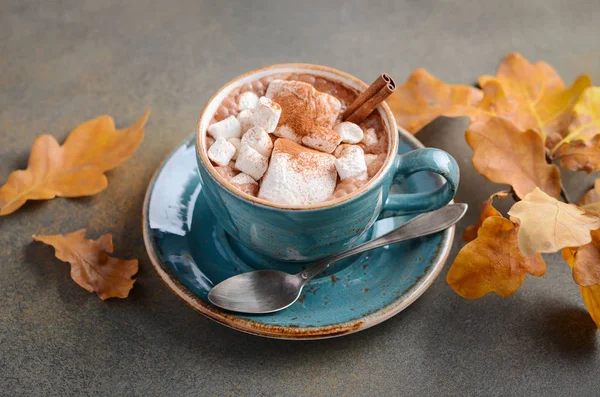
left=208, top=270, right=304, bottom=314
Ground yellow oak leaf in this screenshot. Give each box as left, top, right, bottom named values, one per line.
left=551, top=86, right=600, bottom=153
left=563, top=247, right=600, bottom=328
left=387, top=68, right=483, bottom=134
left=508, top=187, right=600, bottom=256
left=466, top=117, right=561, bottom=199
left=447, top=216, right=546, bottom=299
left=0, top=111, right=150, bottom=215
left=33, top=229, right=138, bottom=300
left=553, top=135, right=600, bottom=173
left=462, top=191, right=510, bottom=242
left=477, top=53, right=591, bottom=145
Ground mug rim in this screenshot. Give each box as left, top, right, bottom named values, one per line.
left=196, top=63, right=399, bottom=211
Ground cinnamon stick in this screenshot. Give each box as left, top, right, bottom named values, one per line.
left=345, top=81, right=395, bottom=124
left=342, top=73, right=393, bottom=120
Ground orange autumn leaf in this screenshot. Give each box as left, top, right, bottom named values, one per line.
left=508, top=188, right=600, bottom=256
left=387, top=68, right=483, bottom=134
left=462, top=190, right=510, bottom=242
left=478, top=53, right=591, bottom=145
left=0, top=111, right=150, bottom=215
left=33, top=229, right=138, bottom=300
left=447, top=216, right=546, bottom=299
left=554, top=135, right=600, bottom=173
left=563, top=247, right=600, bottom=328
left=551, top=86, right=600, bottom=153
left=466, top=117, right=561, bottom=199
left=572, top=230, right=600, bottom=287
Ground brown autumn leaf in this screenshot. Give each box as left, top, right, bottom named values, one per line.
left=462, top=190, right=510, bottom=242
left=477, top=53, right=591, bottom=146
left=554, top=134, right=600, bottom=173
left=580, top=179, right=600, bottom=212
left=447, top=216, right=546, bottom=299
left=563, top=247, right=600, bottom=328
left=551, top=86, right=600, bottom=153
left=33, top=229, right=137, bottom=300
left=387, top=68, right=483, bottom=134
left=466, top=117, right=561, bottom=199
left=0, top=111, right=150, bottom=215
left=572, top=230, right=600, bottom=287
left=508, top=188, right=600, bottom=256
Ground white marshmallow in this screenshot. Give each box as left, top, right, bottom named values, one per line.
left=237, top=109, right=254, bottom=134
left=301, top=127, right=342, bottom=154
left=208, top=137, right=236, bottom=166
left=336, top=145, right=367, bottom=181
left=207, top=115, right=242, bottom=140
left=241, top=127, right=273, bottom=157
left=230, top=172, right=257, bottom=185
left=364, top=153, right=378, bottom=167
left=235, top=144, right=269, bottom=180
left=230, top=172, right=259, bottom=196
left=361, top=128, right=378, bottom=146
left=333, top=144, right=353, bottom=158
left=238, top=91, right=259, bottom=111
left=258, top=139, right=337, bottom=205
left=273, top=125, right=302, bottom=143
left=334, top=122, right=364, bottom=144
left=251, top=96, right=281, bottom=133
left=228, top=138, right=241, bottom=160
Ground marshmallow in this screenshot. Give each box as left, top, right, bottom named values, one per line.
left=333, top=144, right=354, bottom=158
left=258, top=139, right=337, bottom=205
left=334, top=122, right=364, bottom=144
left=208, top=137, right=236, bottom=166
left=335, top=145, right=367, bottom=181
left=241, top=127, right=273, bottom=157
left=301, top=127, right=342, bottom=153
left=237, top=109, right=254, bottom=134
left=228, top=137, right=241, bottom=160
left=266, top=80, right=341, bottom=137
left=207, top=115, right=242, bottom=140
left=252, top=96, right=281, bottom=133
left=235, top=144, right=269, bottom=180
left=238, top=91, right=259, bottom=111
left=214, top=162, right=238, bottom=181
left=361, top=128, right=378, bottom=147
left=230, top=172, right=259, bottom=196
left=273, top=125, right=302, bottom=144
left=364, top=153, right=378, bottom=167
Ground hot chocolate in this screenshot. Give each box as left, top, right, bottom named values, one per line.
left=205, top=73, right=390, bottom=206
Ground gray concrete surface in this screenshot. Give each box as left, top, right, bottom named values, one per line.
left=1, top=0, right=599, bottom=395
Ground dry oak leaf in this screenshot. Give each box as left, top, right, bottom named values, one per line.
left=554, top=135, right=600, bottom=173
left=462, top=190, right=510, bottom=242
left=508, top=187, right=600, bottom=256
left=478, top=53, right=591, bottom=145
left=387, top=68, right=483, bottom=134
left=0, top=110, right=150, bottom=215
left=33, top=229, right=138, bottom=300
left=552, top=86, right=600, bottom=153
left=563, top=247, right=600, bottom=328
left=572, top=230, right=600, bottom=287
left=466, top=117, right=561, bottom=199
left=580, top=179, right=600, bottom=212
left=447, top=216, right=546, bottom=299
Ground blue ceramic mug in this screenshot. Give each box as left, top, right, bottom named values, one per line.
left=196, top=64, right=459, bottom=262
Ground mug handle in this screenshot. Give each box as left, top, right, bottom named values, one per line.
left=379, top=148, right=459, bottom=218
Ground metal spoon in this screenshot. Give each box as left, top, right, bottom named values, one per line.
left=208, top=203, right=467, bottom=314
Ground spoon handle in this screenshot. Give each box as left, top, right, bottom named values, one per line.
left=298, top=203, right=467, bottom=282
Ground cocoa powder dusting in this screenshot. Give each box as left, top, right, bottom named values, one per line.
left=274, top=138, right=335, bottom=176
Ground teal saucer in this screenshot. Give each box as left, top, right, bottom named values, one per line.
left=142, top=132, right=454, bottom=339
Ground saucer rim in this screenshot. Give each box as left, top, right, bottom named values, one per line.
left=142, top=128, right=455, bottom=340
